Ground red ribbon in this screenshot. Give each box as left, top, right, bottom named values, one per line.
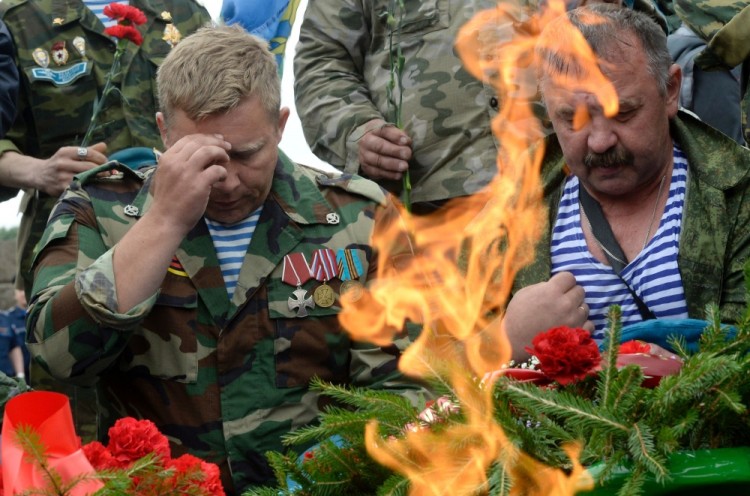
left=310, top=248, right=337, bottom=282
left=1, top=391, right=103, bottom=495
left=282, top=252, right=312, bottom=286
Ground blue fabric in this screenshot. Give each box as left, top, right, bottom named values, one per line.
left=108, top=146, right=157, bottom=169
left=220, top=0, right=299, bottom=73
left=613, top=318, right=736, bottom=353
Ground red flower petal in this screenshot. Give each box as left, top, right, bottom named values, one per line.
left=107, top=417, right=171, bottom=468
left=103, top=3, right=147, bottom=25
left=104, top=25, right=143, bottom=46
left=525, top=326, right=601, bottom=385
left=619, top=340, right=651, bottom=354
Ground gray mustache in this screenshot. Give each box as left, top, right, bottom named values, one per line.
left=584, top=149, right=634, bottom=169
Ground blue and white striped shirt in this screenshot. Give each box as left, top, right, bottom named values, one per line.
left=205, top=207, right=263, bottom=299
left=551, top=145, right=689, bottom=341
left=83, top=0, right=130, bottom=28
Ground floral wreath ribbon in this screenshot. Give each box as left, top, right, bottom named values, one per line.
left=1, top=391, right=103, bottom=495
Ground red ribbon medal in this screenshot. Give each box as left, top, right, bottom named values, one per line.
left=310, top=248, right=337, bottom=308
left=282, top=252, right=314, bottom=317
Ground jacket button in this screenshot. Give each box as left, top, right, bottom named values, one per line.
left=490, top=96, right=499, bottom=110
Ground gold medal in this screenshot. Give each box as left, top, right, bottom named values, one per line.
left=339, top=280, right=364, bottom=303
left=313, top=282, right=335, bottom=308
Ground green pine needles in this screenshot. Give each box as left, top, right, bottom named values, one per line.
left=245, top=304, right=750, bottom=496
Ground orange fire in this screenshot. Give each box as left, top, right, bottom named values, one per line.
left=338, top=1, right=619, bottom=494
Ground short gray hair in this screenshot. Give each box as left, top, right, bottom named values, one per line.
left=157, top=24, right=281, bottom=123
left=537, top=5, right=672, bottom=97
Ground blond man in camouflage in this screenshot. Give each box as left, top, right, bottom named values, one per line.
left=27, top=25, right=418, bottom=494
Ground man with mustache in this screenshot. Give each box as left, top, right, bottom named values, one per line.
left=507, top=4, right=750, bottom=351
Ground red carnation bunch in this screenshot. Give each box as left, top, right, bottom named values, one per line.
left=102, top=3, right=146, bottom=46
left=525, top=326, right=601, bottom=385
left=82, top=417, right=225, bottom=496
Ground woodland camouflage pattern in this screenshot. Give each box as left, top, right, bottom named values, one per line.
left=27, top=152, right=418, bottom=494
left=293, top=0, right=501, bottom=204
left=673, top=0, right=750, bottom=142
left=0, top=0, right=211, bottom=291
left=513, top=111, right=750, bottom=323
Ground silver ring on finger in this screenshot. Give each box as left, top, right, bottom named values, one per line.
left=77, top=147, right=88, bottom=160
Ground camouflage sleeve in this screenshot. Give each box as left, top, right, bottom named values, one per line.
left=26, top=182, right=156, bottom=386
left=292, top=0, right=383, bottom=173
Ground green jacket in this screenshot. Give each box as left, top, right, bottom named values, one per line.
left=0, top=0, right=211, bottom=290
left=513, top=111, right=750, bottom=324
left=293, top=0, right=500, bottom=203
left=26, top=152, right=417, bottom=494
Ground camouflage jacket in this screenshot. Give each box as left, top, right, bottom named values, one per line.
left=26, top=152, right=417, bottom=494
left=0, top=0, right=210, bottom=291
left=673, top=0, right=750, bottom=143
left=293, top=0, right=500, bottom=203
left=513, top=111, right=750, bottom=324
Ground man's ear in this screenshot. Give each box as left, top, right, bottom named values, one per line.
left=277, top=107, right=290, bottom=142
left=156, top=112, right=169, bottom=147
left=665, top=63, right=682, bottom=118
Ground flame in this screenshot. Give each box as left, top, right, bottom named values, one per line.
left=338, top=1, right=620, bottom=493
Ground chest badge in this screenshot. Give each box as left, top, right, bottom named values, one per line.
left=72, top=36, right=86, bottom=59
left=32, top=48, right=50, bottom=68
left=51, top=41, right=69, bottom=66
left=123, top=205, right=140, bottom=217
left=163, top=23, right=181, bottom=48
left=326, top=213, right=340, bottom=225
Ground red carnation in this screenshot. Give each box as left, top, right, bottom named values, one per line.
left=104, top=24, right=143, bottom=46
left=525, top=326, right=601, bottom=385
left=107, top=417, right=171, bottom=468
left=169, top=454, right=226, bottom=496
left=103, top=3, right=147, bottom=25
left=619, top=340, right=651, bottom=354
left=82, top=440, right=116, bottom=470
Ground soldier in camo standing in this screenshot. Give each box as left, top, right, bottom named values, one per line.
left=293, top=0, right=503, bottom=215
left=0, top=0, right=210, bottom=442
left=27, top=25, right=420, bottom=494
left=670, top=0, right=750, bottom=145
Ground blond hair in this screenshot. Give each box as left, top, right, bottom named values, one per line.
left=157, top=25, right=280, bottom=123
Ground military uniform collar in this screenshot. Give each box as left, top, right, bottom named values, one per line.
left=268, top=150, right=338, bottom=225
left=670, top=110, right=750, bottom=191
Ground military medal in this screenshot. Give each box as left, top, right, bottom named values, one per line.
left=163, top=23, right=181, bottom=47
left=32, top=48, right=50, bottom=68
left=310, top=248, right=337, bottom=308
left=72, top=36, right=86, bottom=59
left=51, top=41, right=69, bottom=66
left=337, top=248, right=365, bottom=302
left=282, top=252, right=314, bottom=317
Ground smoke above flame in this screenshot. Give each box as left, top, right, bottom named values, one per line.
left=338, top=1, right=619, bottom=493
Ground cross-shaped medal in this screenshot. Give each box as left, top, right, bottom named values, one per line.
left=288, top=287, right=314, bottom=317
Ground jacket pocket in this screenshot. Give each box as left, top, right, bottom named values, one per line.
left=377, top=0, right=449, bottom=38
